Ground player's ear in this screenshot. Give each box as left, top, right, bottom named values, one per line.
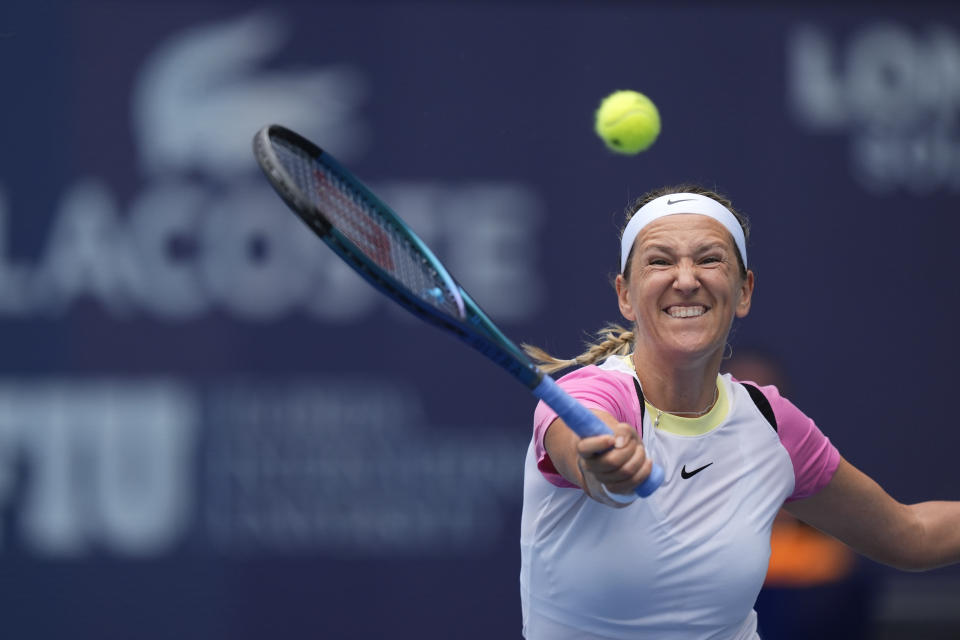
left=616, top=274, right=636, bottom=322
left=735, top=270, right=754, bottom=318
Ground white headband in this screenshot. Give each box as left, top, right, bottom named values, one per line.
left=619, top=193, right=748, bottom=273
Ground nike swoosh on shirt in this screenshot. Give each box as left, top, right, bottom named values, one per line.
left=680, top=462, right=713, bottom=479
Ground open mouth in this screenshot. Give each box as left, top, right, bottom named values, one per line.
left=664, top=305, right=708, bottom=319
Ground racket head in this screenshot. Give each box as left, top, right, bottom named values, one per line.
left=254, top=124, right=465, bottom=319
left=253, top=124, right=539, bottom=387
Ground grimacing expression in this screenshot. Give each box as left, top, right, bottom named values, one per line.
left=616, top=214, right=754, bottom=363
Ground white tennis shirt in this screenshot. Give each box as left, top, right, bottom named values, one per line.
left=520, top=356, right=839, bottom=639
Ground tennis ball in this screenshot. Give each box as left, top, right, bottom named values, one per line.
left=594, top=90, right=661, bottom=154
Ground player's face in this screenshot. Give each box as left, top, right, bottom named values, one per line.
left=616, top=214, right=754, bottom=365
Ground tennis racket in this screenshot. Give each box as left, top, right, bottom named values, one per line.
left=252, top=124, right=664, bottom=498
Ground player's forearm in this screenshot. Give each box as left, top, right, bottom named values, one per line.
left=543, top=419, right=586, bottom=487
left=785, top=458, right=957, bottom=571
left=863, top=500, right=960, bottom=571
left=903, top=501, right=960, bottom=571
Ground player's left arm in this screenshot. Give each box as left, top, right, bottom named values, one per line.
left=786, top=456, right=960, bottom=571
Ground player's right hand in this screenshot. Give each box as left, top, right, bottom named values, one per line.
left=577, top=421, right=652, bottom=499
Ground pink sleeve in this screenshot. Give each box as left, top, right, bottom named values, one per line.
left=754, top=383, right=840, bottom=501
left=532, top=366, right=642, bottom=487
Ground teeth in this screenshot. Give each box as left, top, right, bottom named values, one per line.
left=668, top=306, right=705, bottom=318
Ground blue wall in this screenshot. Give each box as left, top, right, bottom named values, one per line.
left=0, top=1, right=958, bottom=637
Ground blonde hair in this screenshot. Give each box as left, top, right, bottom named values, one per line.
left=522, top=324, right=635, bottom=374
left=523, top=184, right=750, bottom=373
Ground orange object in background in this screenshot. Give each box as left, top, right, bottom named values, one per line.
left=765, top=511, right=855, bottom=587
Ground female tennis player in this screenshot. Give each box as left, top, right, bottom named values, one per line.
left=519, top=185, right=960, bottom=639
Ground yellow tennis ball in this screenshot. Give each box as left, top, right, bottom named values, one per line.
left=594, top=90, right=661, bottom=154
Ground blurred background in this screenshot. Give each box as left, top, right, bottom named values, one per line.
left=1, top=0, right=959, bottom=638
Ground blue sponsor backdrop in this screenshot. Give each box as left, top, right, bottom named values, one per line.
left=1, top=1, right=959, bottom=638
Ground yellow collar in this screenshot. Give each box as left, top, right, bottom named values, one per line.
left=620, top=355, right=729, bottom=436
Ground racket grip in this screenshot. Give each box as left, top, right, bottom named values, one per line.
left=533, top=375, right=663, bottom=497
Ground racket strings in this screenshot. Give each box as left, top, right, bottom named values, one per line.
left=272, top=139, right=462, bottom=318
